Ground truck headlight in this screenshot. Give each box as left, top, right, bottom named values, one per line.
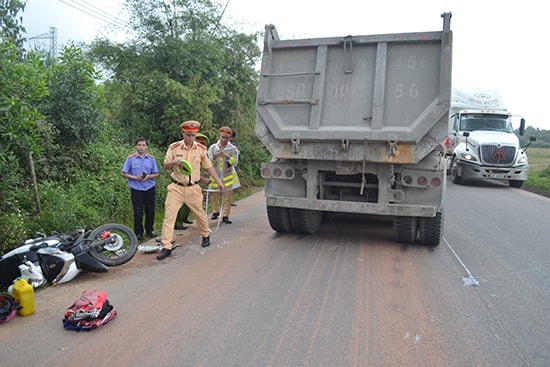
left=517, top=156, right=528, bottom=164
left=460, top=152, right=478, bottom=162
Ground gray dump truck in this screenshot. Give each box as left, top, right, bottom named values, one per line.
left=255, top=13, right=453, bottom=246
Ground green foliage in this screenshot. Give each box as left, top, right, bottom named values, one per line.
left=518, top=126, right=550, bottom=148
left=124, top=0, right=220, bottom=43
left=35, top=172, right=127, bottom=231
left=99, top=67, right=220, bottom=147
left=0, top=210, right=30, bottom=254
left=23, top=43, right=107, bottom=183
left=0, top=137, right=159, bottom=251
left=40, top=43, right=104, bottom=147
left=89, top=0, right=261, bottom=147
left=231, top=132, right=271, bottom=186
left=0, top=42, right=48, bottom=163
left=0, top=0, right=27, bottom=49
left=0, top=153, right=25, bottom=212
left=0, top=41, right=50, bottom=235
left=525, top=148, right=550, bottom=191
left=526, top=170, right=550, bottom=191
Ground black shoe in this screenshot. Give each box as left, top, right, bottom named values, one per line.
left=222, top=216, right=232, bottom=224
left=231, top=203, right=237, bottom=207
left=156, top=248, right=171, bottom=260
left=136, top=234, right=144, bottom=241
left=174, top=224, right=188, bottom=230
left=201, top=236, right=211, bottom=248
left=182, top=218, right=193, bottom=224
left=156, top=239, right=175, bottom=244
left=211, top=213, right=219, bottom=220
left=148, top=231, right=157, bottom=238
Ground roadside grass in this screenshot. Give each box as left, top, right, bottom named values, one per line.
left=526, top=148, right=550, bottom=191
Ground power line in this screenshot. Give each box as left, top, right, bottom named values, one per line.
left=71, top=0, right=129, bottom=28
left=211, top=0, right=231, bottom=36
left=58, top=0, right=133, bottom=32
left=60, top=0, right=128, bottom=28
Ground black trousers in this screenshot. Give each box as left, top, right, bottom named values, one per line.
left=131, top=186, right=156, bottom=235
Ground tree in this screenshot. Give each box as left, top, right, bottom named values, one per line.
left=124, top=0, right=220, bottom=45
left=0, top=0, right=27, bottom=50
left=40, top=43, right=103, bottom=147
left=0, top=42, right=48, bottom=154
left=89, top=0, right=260, bottom=146
left=0, top=1, right=44, bottom=170
left=90, top=40, right=221, bottom=145
left=518, top=126, right=550, bottom=149
left=28, top=43, right=105, bottom=182
left=1, top=2, right=50, bottom=248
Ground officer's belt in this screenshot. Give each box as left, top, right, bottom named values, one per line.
left=172, top=179, right=199, bottom=187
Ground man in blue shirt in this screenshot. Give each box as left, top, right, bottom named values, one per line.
left=121, top=138, right=160, bottom=240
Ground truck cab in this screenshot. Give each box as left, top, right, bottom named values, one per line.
left=445, top=88, right=533, bottom=188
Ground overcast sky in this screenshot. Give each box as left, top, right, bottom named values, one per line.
left=22, top=0, right=549, bottom=130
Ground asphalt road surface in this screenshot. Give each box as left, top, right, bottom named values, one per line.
left=1, top=181, right=548, bottom=366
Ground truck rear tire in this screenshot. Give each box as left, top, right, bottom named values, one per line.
left=419, top=212, right=443, bottom=246
left=289, top=208, right=322, bottom=235
left=393, top=216, right=418, bottom=244
left=266, top=205, right=293, bottom=233
left=450, top=156, right=463, bottom=184
left=509, top=180, right=524, bottom=188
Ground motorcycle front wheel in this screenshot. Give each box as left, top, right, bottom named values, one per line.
left=87, top=223, right=138, bottom=266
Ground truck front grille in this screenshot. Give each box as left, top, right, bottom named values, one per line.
left=480, top=145, right=515, bottom=165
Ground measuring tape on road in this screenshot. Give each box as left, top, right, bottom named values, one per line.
left=204, top=188, right=223, bottom=233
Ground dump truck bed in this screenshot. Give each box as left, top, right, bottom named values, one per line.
left=255, top=13, right=452, bottom=164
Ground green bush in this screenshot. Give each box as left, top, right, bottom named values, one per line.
left=233, top=137, right=271, bottom=185
left=0, top=210, right=31, bottom=254
left=0, top=139, right=134, bottom=251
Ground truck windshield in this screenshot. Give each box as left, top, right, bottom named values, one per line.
left=459, top=115, right=513, bottom=133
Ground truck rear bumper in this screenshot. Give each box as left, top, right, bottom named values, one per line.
left=265, top=196, right=438, bottom=217
left=457, top=162, right=529, bottom=181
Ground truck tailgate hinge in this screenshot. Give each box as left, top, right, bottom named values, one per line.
left=388, top=134, right=398, bottom=156
left=291, top=134, right=301, bottom=154
left=341, top=138, right=349, bottom=153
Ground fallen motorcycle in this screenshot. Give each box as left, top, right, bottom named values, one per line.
left=0, top=223, right=138, bottom=287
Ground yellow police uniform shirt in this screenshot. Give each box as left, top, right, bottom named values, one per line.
left=164, top=140, right=212, bottom=184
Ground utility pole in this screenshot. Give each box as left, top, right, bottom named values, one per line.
left=28, top=26, right=57, bottom=59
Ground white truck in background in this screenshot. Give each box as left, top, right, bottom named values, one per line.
left=444, top=87, right=536, bottom=188
left=255, top=13, right=453, bottom=246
